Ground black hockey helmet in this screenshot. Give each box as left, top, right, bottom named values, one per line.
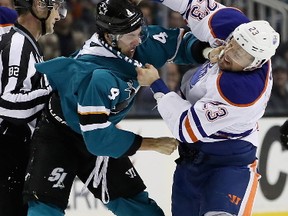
left=95, top=0, right=145, bottom=35
left=14, top=0, right=67, bottom=19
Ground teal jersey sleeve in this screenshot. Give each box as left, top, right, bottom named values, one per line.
left=173, top=31, right=202, bottom=64
left=135, top=25, right=182, bottom=68
left=76, top=69, right=141, bottom=158
left=135, top=25, right=203, bottom=67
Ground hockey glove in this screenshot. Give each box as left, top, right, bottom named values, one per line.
left=279, top=120, right=288, bottom=150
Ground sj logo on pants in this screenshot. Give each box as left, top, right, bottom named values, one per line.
left=48, top=167, right=67, bottom=189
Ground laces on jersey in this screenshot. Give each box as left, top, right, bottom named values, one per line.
left=81, top=156, right=110, bottom=204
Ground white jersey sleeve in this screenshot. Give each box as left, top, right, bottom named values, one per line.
left=159, top=0, right=250, bottom=47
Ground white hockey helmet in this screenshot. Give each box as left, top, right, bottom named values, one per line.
left=232, top=20, right=280, bottom=70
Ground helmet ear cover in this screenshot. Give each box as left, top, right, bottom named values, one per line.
left=232, top=20, right=280, bottom=70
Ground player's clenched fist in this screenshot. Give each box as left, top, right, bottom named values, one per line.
left=136, top=64, right=160, bottom=86
left=154, top=137, right=179, bottom=155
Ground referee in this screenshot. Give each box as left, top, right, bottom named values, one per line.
left=0, top=0, right=66, bottom=215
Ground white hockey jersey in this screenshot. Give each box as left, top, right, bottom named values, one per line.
left=156, top=0, right=273, bottom=147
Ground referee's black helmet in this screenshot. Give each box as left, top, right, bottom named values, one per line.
left=14, top=0, right=67, bottom=19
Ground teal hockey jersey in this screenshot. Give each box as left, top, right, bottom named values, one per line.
left=35, top=25, right=200, bottom=158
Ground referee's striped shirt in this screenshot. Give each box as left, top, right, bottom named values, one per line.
left=0, top=23, right=51, bottom=139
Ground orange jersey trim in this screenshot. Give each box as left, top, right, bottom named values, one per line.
left=184, top=116, right=198, bottom=142
left=0, top=23, right=13, bottom=27
left=78, top=111, right=109, bottom=115
left=243, top=160, right=261, bottom=216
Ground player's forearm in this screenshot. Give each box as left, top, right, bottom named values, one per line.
left=139, top=137, right=159, bottom=150
left=139, top=137, right=179, bottom=155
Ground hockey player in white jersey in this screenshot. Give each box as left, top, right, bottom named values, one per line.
left=136, top=0, right=280, bottom=215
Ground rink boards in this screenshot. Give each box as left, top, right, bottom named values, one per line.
left=66, top=117, right=288, bottom=216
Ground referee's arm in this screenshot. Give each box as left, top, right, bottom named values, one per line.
left=0, top=32, right=51, bottom=125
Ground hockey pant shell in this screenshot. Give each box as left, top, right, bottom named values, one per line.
left=172, top=158, right=260, bottom=216
left=23, top=119, right=163, bottom=216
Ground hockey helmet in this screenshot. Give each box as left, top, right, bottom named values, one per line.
left=95, top=0, right=145, bottom=35
left=14, top=0, right=67, bottom=19
left=232, top=20, right=280, bottom=70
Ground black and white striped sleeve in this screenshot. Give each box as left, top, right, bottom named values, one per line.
left=0, top=30, right=51, bottom=125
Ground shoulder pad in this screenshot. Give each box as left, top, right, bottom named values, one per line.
left=217, top=63, right=270, bottom=106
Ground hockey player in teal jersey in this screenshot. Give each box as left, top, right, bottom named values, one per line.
left=22, top=0, right=210, bottom=215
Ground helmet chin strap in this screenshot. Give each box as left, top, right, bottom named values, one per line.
left=108, top=34, right=123, bottom=53
left=109, top=34, right=118, bottom=47
left=29, top=7, right=51, bottom=35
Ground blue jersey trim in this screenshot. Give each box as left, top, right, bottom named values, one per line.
left=179, top=110, right=188, bottom=143
left=218, top=63, right=269, bottom=106
left=0, top=7, right=17, bottom=25
left=150, top=79, right=170, bottom=94
left=210, top=8, right=250, bottom=40
left=209, top=129, right=253, bottom=140
left=191, top=107, right=207, bottom=137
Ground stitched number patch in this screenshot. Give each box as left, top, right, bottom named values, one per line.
left=190, top=0, right=218, bottom=21
left=152, top=32, right=168, bottom=44
left=203, top=101, right=228, bottom=122
left=108, top=88, right=120, bottom=100
left=205, top=107, right=228, bottom=121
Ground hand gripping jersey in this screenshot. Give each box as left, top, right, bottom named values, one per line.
left=35, top=25, right=200, bottom=158
left=154, top=0, right=273, bottom=148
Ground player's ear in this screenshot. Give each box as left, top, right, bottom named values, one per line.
left=104, top=33, right=112, bottom=44
left=104, top=33, right=117, bottom=47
